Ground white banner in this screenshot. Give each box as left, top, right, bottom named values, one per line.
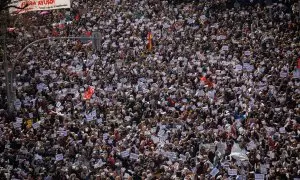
left=9, top=0, right=71, bottom=14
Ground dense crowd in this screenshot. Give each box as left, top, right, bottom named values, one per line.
left=0, top=0, right=300, bottom=179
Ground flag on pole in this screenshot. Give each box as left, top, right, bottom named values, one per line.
left=84, top=86, right=95, bottom=100
left=147, top=32, right=153, bottom=51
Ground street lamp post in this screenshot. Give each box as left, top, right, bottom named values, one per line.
left=1, top=8, right=15, bottom=114
left=7, top=36, right=100, bottom=114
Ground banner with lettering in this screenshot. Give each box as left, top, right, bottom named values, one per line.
left=9, top=0, right=71, bottom=14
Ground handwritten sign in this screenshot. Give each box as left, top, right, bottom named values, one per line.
left=235, top=65, right=243, bottom=71
left=32, top=122, right=40, bottom=129
left=34, top=154, right=43, bottom=160
left=130, top=153, right=139, bottom=160
left=279, top=127, right=286, bottom=133
left=228, top=169, right=238, bottom=176
left=13, top=122, right=22, bottom=129
left=244, top=51, right=251, bottom=56
left=121, top=151, right=130, bottom=158
left=222, top=46, right=229, bottom=51
left=151, top=136, right=160, bottom=144
left=280, top=71, right=288, bottom=78
left=103, top=133, right=109, bottom=140
left=55, top=154, right=64, bottom=161
left=243, top=63, right=254, bottom=72
left=255, top=174, right=264, bottom=180
left=210, top=168, right=219, bottom=177
left=97, top=118, right=102, bottom=124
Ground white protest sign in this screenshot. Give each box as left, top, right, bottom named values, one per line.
left=293, top=70, right=300, bottom=79
left=279, top=127, right=286, bottom=133
left=16, top=118, right=23, bottom=123
left=228, top=169, right=238, bottom=176
left=168, top=152, right=177, bottom=161
left=86, top=114, right=94, bottom=122
left=130, top=153, right=139, bottom=160
left=97, top=118, right=102, bottom=124
left=94, top=159, right=105, bottom=168
left=179, top=154, right=186, bottom=161
left=34, top=154, right=43, bottom=160
left=121, top=151, right=130, bottom=158
left=14, top=100, right=22, bottom=109
left=243, top=63, right=254, bottom=72
left=56, top=102, right=61, bottom=108
left=150, top=127, right=156, bottom=133
left=268, top=151, right=275, bottom=158
left=280, top=71, right=288, bottom=78
left=103, top=133, right=109, bottom=140
left=210, top=168, right=219, bottom=177
left=244, top=51, right=251, bottom=56
left=151, top=136, right=160, bottom=144
left=58, top=130, right=68, bottom=137
left=255, top=174, right=264, bottom=180
left=13, top=122, right=22, bottom=129
left=235, top=65, right=243, bottom=72
left=91, top=110, right=97, bottom=117
left=197, top=125, right=204, bottom=131
left=260, top=165, right=268, bottom=174
left=200, top=143, right=216, bottom=152
left=222, top=46, right=229, bottom=51
left=157, top=130, right=165, bottom=137
left=55, top=154, right=64, bottom=161
left=32, top=122, right=40, bottom=129
left=247, top=141, right=257, bottom=151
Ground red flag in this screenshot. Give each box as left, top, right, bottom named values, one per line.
left=52, top=29, right=59, bottom=36
left=200, top=76, right=207, bottom=82
left=84, top=87, right=95, bottom=100
left=297, top=58, right=300, bottom=69
left=200, top=76, right=214, bottom=88
left=85, top=31, right=92, bottom=37
left=167, top=97, right=175, bottom=107
left=230, top=124, right=237, bottom=139
left=75, top=14, right=80, bottom=21
left=147, top=32, right=153, bottom=51
left=58, top=23, right=65, bottom=29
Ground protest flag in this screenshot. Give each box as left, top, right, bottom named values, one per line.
left=230, top=123, right=237, bottom=139
left=200, top=76, right=214, bottom=88
left=85, top=31, right=92, bottom=37
left=75, top=13, right=80, bottom=22
left=52, top=29, right=59, bottom=36
left=84, top=86, right=95, bottom=100
left=26, top=119, right=33, bottom=128
left=200, top=76, right=207, bottom=82
left=147, top=32, right=153, bottom=51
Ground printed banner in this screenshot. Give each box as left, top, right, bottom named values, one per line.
left=9, top=0, right=71, bottom=14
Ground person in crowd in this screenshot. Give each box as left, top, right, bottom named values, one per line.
left=0, top=0, right=299, bottom=179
